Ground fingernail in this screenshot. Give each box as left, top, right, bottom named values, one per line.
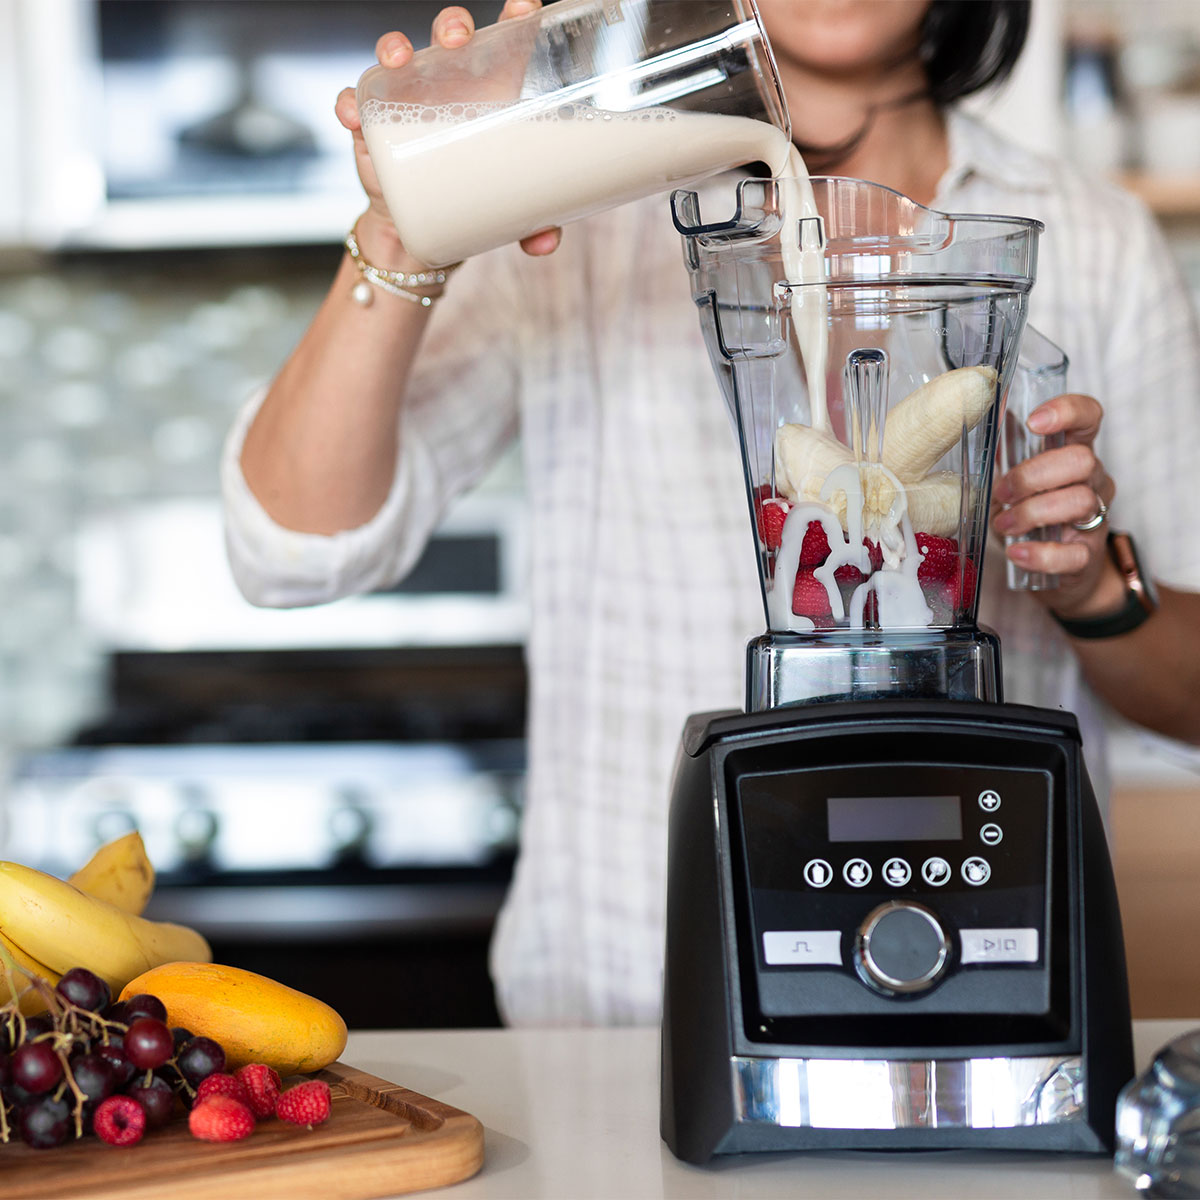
left=994, top=511, right=1016, bottom=535
left=510, top=0, right=536, bottom=12
left=1008, top=542, right=1032, bottom=564
left=442, top=18, right=470, bottom=43
left=992, top=477, right=1013, bottom=505
left=1027, top=409, right=1054, bottom=433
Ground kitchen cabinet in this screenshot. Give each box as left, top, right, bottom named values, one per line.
left=1116, top=172, right=1200, bottom=220
left=1112, top=780, right=1200, bottom=1019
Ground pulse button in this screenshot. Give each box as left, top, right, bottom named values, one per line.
left=855, top=901, right=950, bottom=996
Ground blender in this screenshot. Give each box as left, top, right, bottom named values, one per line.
left=659, top=177, right=1134, bottom=1161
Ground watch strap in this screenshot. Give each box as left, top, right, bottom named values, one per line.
left=1051, top=531, right=1156, bottom=640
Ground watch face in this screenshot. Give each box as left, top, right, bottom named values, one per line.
left=1111, top=532, right=1159, bottom=614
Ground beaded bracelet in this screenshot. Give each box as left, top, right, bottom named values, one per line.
left=344, top=225, right=458, bottom=308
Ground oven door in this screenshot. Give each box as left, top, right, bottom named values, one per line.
left=5, top=712, right=526, bottom=1028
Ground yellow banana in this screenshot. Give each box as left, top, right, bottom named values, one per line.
left=904, top=472, right=974, bottom=539
left=0, top=860, right=211, bottom=996
left=881, top=365, right=998, bottom=481
left=774, top=422, right=855, bottom=505
left=69, top=830, right=155, bottom=916
left=0, top=930, right=59, bottom=1014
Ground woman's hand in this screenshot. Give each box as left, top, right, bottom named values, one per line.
left=333, top=1, right=561, bottom=260
left=990, top=391, right=1121, bottom=618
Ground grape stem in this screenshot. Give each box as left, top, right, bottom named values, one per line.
left=54, top=1045, right=89, bottom=1140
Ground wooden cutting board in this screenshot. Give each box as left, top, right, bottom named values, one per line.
left=1, top=1062, right=484, bottom=1199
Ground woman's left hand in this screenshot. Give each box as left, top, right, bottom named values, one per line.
left=990, top=391, right=1118, bottom=617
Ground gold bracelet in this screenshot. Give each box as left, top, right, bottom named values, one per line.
left=344, top=225, right=458, bottom=308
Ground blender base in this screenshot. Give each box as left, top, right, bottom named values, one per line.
left=660, top=699, right=1134, bottom=1163
left=746, top=627, right=1003, bottom=711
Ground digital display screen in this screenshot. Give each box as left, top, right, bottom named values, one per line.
left=827, top=794, right=962, bottom=843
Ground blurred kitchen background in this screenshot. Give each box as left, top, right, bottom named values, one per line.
left=0, top=0, right=1198, bottom=1028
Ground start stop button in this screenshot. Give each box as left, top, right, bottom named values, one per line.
left=855, top=901, right=950, bottom=995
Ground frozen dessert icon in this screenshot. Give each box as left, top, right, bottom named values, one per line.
left=922, top=856, right=952, bottom=886
left=843, top=858, right=872, bottom=887
left=883, top=857, right=911, bottom=886
left=962, top=857, right=991, bottom=886
left=804, top=858, right=833, bottom=888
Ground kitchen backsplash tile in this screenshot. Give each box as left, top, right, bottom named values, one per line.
left=0, top=249, right=335, bottom=749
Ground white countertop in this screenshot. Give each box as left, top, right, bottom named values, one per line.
left=342, top=1021, right=1190, bottom=1199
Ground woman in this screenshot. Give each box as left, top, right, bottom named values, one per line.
left=223, top=0, right=1200, bottom=1025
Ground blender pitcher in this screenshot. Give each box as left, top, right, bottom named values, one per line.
left=671, top=176, right=1043, bottom=708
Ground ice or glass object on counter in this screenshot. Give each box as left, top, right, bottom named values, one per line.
left=355, top=0, right=790, bottom=266
left=1001, top=326, right=1067, bottom=591
left=1116, top=1028, right=1200, bottom=1198
left=673, top=175, right=1043, bottom=706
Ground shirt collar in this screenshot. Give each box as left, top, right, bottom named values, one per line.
left=938, top=108, right=1056, bottom=202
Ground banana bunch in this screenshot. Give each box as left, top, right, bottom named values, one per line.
left=774, top=365, right=998, bottom=537
left=0, top=831, right=211, bottom=1010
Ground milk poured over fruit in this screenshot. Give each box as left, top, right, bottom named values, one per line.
left=361, top=99, right=827, bottom=406
left=360, top=98, right=964, bottom=628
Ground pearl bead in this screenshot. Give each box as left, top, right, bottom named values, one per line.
left=352, top=280, right=374, bottom=307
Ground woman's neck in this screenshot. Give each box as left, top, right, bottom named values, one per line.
left=780, top=60, right=950, bottom=207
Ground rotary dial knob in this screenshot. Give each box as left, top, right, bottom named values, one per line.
left=855, top=900, right=950, bottom=995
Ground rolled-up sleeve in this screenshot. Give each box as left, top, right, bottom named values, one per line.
left=221, top=249, right=523, bottom=609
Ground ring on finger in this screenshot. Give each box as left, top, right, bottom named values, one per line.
left=1072, top=493, right=1108, bottom=532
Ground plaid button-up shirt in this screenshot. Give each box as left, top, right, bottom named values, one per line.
left=223, top=111, right=1200, bottom=1027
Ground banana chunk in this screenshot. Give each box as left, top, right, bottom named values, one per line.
left=881, top=365, right=998, bottom=481
left=904, top=471, right=972, bottom=538
left=774, top=423, right=854, bottom=503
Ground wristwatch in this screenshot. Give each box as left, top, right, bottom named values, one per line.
left=1052, top=531, right=1160, bottom=639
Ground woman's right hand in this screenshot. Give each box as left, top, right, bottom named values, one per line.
left=334, top=0, right=561, bottom=261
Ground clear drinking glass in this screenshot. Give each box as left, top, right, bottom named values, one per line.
left=1000, top=326, right=1067, bottom=592
left=1115, top=1028, right=1200, bottom=1198
left=356, top=0, right=790, bottom=266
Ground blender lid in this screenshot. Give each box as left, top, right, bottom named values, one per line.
left=673, top=175, right=1044, bottom=289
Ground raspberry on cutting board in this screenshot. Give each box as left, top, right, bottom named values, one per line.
left=276, top=1079, right=333, bottom=1128
left=235, top=1062, right=283, bottom=1120
left=93, top=1095, right=146, bottom=1148
left=188, top=1095, right=256, bottom=1143
left=194, top=1072, right=253, bottom=1110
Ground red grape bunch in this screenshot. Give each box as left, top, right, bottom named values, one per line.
left=0, top=962, right=228, bottom=1149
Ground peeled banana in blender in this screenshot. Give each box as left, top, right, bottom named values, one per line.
left=773, top=365, right=997, bottom=537
left=881, top=365, right=997, bottom=481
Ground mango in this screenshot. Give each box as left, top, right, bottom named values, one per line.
left=119, top=962, right=347, bottom=1076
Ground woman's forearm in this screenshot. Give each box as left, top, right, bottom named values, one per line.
left=240, top=220, right=436, bottom=535
left=1067, top=584, right=1200, bottom=744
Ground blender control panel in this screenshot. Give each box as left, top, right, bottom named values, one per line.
left=735, top=760, right=1053, bottom=1015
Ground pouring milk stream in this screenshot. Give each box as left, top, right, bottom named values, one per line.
left=361, top=102, right=938, bottom=630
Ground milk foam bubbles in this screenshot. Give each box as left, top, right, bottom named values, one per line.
left=361, top=100, right=799, bottom=268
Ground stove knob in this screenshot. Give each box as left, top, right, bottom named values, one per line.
left=854, top=900, right=950, bottom=996
left=174, top=805, right=219, bottom=864
left=328, top=801, right=372, bottom=859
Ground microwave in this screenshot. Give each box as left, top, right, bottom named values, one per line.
left=0, top=0, right=502, bottom=251
left=74, top=486, right=530, bottom=652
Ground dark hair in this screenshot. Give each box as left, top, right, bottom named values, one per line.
left=795, top=0, right=1031, bottom=172
left=921, top=0, right=1031, bottom=105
